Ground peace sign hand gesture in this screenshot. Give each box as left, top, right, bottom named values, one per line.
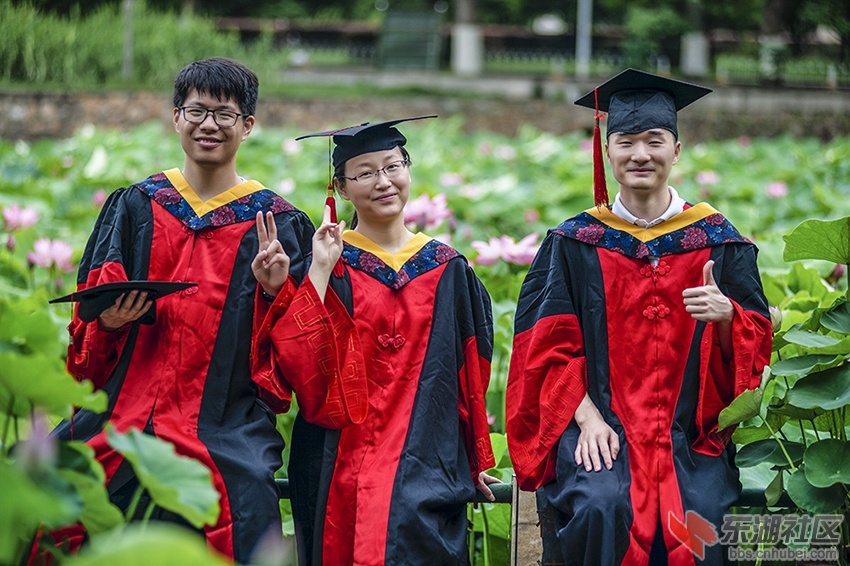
left=252, top=211, right=290, bottom=298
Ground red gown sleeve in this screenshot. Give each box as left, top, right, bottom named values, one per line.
left=252, top=274, right=368, bottom=428
left=65, top=262, right=132, bottom=389
left=693, top=245, right=773, bottom=455
left=506, top=234, right=588, bottom=491
left=457, top=273, right=496, bottom=479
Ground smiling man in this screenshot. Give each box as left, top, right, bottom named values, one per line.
left=506, top=69, right=774, bottom=565
left=39, top=58, right=314, bottom=563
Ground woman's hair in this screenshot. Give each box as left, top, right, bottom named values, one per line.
left=173, top=57, right=259, bottom=116
left=334, top=147, right=411, bottom=230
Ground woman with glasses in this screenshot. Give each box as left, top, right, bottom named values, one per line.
left=258, top=116, right=499, bottom=565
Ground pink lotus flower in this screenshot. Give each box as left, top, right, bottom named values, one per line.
left=471, top=233, right=540, bottom=266
left=277, top=178, right=296, bottom=195
left=92, top=189, right=108, bottom=208
left=471, top=236, right=510, bottom=266
left=3, top=204, right=39, bottom=231
left=404, top=193, right=453, bottom=231
left=826, top=264, right=846, bottom=285
left=282, top=138, right=301, bottom=155
left=14, top=411, right=57, bottom=473
left=503, top=233, right=540, bottom=265
left=27, top=238, right=75, bottom=272
left=765, top=182, right=788, bottom=199
left=439, top=172, right=464, bottom=187
left=696, top=171, right=720, bottom=185
left=524, top=209, right=540, bottom=223
left=494, top=145, right=517, bottom=160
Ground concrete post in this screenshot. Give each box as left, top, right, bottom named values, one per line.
left=511, top=476, right=544, bottom=565
left=452, top=23, right=484, bottom=76
left=680, top=31, right=710, bottom=78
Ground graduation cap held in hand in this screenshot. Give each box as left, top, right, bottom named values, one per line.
left=574, top=68, right=712, bottom=208
left=295, top=115, right=437, bottom=222
left=50, top=280, right=197, bottom=324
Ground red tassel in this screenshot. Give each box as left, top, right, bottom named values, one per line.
left=325, top=183, right=337, bottom=223
left=592, top=87, right=609, bottom=209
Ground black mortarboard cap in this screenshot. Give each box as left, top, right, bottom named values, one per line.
left=573, top=69, right=711, bottom=208
left=574, top=68, right=711, bottom=139
left=49, top=280, right=197, bottom=324
left=295, top=115, right=437, bottom=222
left=296, top=115, right=437, bottom=169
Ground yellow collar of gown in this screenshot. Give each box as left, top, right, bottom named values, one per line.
left=164, top=168, right=266, bottom=217
left=343, top=231, right=432, bottom=271
left=585, top=202, right=719, bottom=243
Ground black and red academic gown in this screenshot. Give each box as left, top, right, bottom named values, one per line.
left=507, top=204, right=773, bottom=565
left=266, top=232, right=496, bottom=566
left=52, top=169, right=314, bottom=563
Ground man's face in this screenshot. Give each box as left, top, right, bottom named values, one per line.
left=173, top=88, right=254, bottom=171
left=605, top=128, right=681, bottom=195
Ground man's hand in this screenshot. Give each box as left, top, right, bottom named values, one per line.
left=99, top=290, right=152, bottom=331
left=476, top=471, right=500, bottom=502
left=573, top=394, right=619, bottom=472
left=683, top=260, right=734, bottom=360
left=252, top=211, right=290, bottom=298
left=682, top=260, right=733, bottom=323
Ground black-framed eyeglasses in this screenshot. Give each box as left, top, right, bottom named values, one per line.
left=178, top=106, right=249, bottom=127
left=340, top=160, right=410, bottom=184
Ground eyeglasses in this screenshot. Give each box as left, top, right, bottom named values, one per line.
left=178, top=106, right=248, bottom=128
left=340, top=160, right=410, bottom=184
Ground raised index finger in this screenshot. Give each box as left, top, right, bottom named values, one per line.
left=256, top=211, right=269, bottom=246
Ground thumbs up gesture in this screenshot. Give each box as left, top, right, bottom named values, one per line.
left=682, top=260, right=734, bottom=323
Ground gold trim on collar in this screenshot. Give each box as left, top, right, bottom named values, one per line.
left=585, top=203, right=719, bottom=243
left=343, top=231, right=432, bottom=271
left=163, top=168, right=265, bottom=218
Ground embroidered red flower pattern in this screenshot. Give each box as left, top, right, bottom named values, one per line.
left=680, top=227, right=708, bottom=250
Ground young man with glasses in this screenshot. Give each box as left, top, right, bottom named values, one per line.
left=42, top=58, right=315, bottom=563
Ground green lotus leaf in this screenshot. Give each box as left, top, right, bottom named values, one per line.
left=66, top=523, right=231, bottom=566
left=0, top=461, right=83, bottom=565
left=764, top=470, right=784, bottom=507
left=802, top=439, right=850, bottom=488
left=56, top=443, right=123, bottom=535
left=785, top=466, right=845, bottom=514
left=783, top=217, right=850, bottom=264
left=735, top=438, right=805, bottom=468
left=820, top=300, right=850, bottom=334
left=106, top=428, right=220, bottom=529
left=766, top=402, right=824, bottom=421
left=0, top=351, right=107, bottom=418
left=786, top=364, right=850, bottom=410
left=489, top=432, right=510, bottom=470
left=718, top=388, right=762, bottom=430
left=731, top=425, right=773, bottom=444
left=769, top=354, right=842, bottom=377
left=780, top=328, right=840, bottom=349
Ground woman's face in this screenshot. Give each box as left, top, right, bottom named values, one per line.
left=336, top=147, right=411, bottom=227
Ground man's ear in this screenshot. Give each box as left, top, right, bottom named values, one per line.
left=241, top=115, right=255, bottom=140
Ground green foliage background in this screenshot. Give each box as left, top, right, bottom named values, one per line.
left=2, top=1, right=850, bottom=563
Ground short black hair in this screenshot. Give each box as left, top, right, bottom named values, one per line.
left=173, top=57, right=259, bottom=116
